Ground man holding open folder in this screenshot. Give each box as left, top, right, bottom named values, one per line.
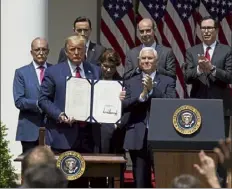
left=38, top=35, right=101, bottom=187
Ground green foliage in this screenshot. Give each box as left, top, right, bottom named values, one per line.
left=0, top=122, right=18, bottom=187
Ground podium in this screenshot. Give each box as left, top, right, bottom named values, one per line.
left=148, top=99, right=225, bottom=188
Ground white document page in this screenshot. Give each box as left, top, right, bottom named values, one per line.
left=92, top=80, right=122, bottom=123
left=65, top=77, right=91, bottom=121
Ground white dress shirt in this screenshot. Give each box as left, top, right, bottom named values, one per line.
left=32, top=61, right=47, bottom=85
left=67, top=59, right=86, bottom=78
left=197, top=40, right=217, bottom=76
left=142, top=41, right=157, bottom=49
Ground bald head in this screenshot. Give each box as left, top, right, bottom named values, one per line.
left=22, top=146, right=55, bottom=175
left=138, top=18, right=156, bottom=46
left=31, top=37, right=48, bottom=49
left=30, top=37, right=49, bottom=65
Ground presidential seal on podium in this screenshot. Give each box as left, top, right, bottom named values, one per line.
left=56, top=151, right=86, bottom=180
left=173, top=105, right=201, bottom=135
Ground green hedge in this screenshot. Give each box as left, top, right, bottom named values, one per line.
left=0, top=122, right=18, bottom=187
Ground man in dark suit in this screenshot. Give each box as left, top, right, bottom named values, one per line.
left=124, top=18, right=176, bottom=80
left=185, top=16, right=232, bottom=187
left=121, top=47, right=176, bottom=187
left=38, top=35, right=101, bottom=187
left=13, top=37, right=52, bottom=153
left=58, top=16, right=105, bottom=64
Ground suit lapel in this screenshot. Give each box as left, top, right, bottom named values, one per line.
left=210, top=42, right=219, bottom=66
left=61, top=61, right=72, bottom=78
left=153, top=72, right=161, bottom=87
left=155, top=44, right=162, bottom=56
left=87, top=42, right=95, bottom=62
left=29, top=63, right=40, bottom=91
left=83, top=61, right=94, bottom=79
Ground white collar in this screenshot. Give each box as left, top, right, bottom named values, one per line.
left=32, top=61, right=47, bottom=69
left=203, top=40, right=217, bottom=49
left=67, top=59, right=84, bottom=72
left=142, top=41, right=156, bottom=49
left=142, top=71, right=156, bottom=81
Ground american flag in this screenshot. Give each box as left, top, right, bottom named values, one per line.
left=100, top=0, right=136, bottom=74
left=101, top=0, right=232, bottom=98
left=137, top=0, right=200, bottom=98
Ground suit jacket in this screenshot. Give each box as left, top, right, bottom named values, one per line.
left=13, top=62, right=52, bottom=142
left=122, top=72, right=176, bottom=150
left=124, top=44, right=176, bottom=79
left=185, top=42, right=232, bottom=112
left=38, top=61, right=101, bottom=149
left=58, top=41, right=106, bottom=64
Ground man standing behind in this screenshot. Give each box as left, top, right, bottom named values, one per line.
left=58, top=16, right=105, bottom=64
left=38, top=35, right=101, bottom=187
left=185, top=16, right=232, bottom=187
left=121, top=47, right=176, bottom=187
left=185, top=16, right=232, bottom=137
left=13, top=37, right=52, bottom=153
left=124, top=18, right=176, bottom=80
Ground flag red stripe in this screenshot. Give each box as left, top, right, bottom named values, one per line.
left=101, top=19, right=126, bottom=63
left=116, top=19, right=135, bottom=48
left=218, top=24, right=229, bottom=45
left=184, top=22, right=194, bottom=46
left=164, top=13, right=186, bottom=56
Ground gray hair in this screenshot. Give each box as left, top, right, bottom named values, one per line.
left=138, top=47, right=158, bottom=60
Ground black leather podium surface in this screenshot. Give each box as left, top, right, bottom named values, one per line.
left=148, top=98, right=225, bottom=150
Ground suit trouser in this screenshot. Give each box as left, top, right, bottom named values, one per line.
left=128, top=130, right=153, bottom=188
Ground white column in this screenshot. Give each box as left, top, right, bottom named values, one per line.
left=1, top=0, right=48, bottom=173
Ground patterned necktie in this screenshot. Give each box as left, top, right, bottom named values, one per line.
left=205, top=46, right=211, bottom=61
left=76, top=66, right=81, bottom=78
left=39, top=66, right=45, bottom=84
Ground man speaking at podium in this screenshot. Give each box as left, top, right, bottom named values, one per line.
left=38, top=35, right=101, bottom=187
left=121, top=47, right=176, bottom=187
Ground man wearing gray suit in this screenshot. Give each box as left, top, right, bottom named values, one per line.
left=124, top=18, right=176, bottom=80
left=185, top=16, right=232, bottom=187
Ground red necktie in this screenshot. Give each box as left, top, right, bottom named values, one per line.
left=75, top=66, right=86, bottom=127
left=39, top=66, right=45, bottom=84
left=205, top=46, right=211, bottom=61
left=76, top=66, right=81, bottom=78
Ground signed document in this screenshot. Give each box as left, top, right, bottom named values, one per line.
left=65, top=77, right=91, bottom=121
left=65, top=78, right=122, bottom=123
left=92, top=80, right=122, bottom=123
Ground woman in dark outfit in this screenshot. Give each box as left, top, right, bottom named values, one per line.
left=91, top=48, right=125, bottom=188
left=98, top=48, right=125, bottom=154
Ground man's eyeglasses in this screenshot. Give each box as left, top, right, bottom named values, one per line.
left=32, top=48, right=49, bottom=54
left=200, top=26, right=216, bottom=32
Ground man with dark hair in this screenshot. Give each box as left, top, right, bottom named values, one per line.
left=13, top=37, right=52, bottom=153
left=124, top=18, right=176, bottom=80
left=23, top=164, right=68, bottom=188
left=58, top=16, right=105, bottom=64
left=171, top=174, right=201, bottom=188
left=22, top=146, right=55, bottom=176
left=185, top=15, right=232, bottom=187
